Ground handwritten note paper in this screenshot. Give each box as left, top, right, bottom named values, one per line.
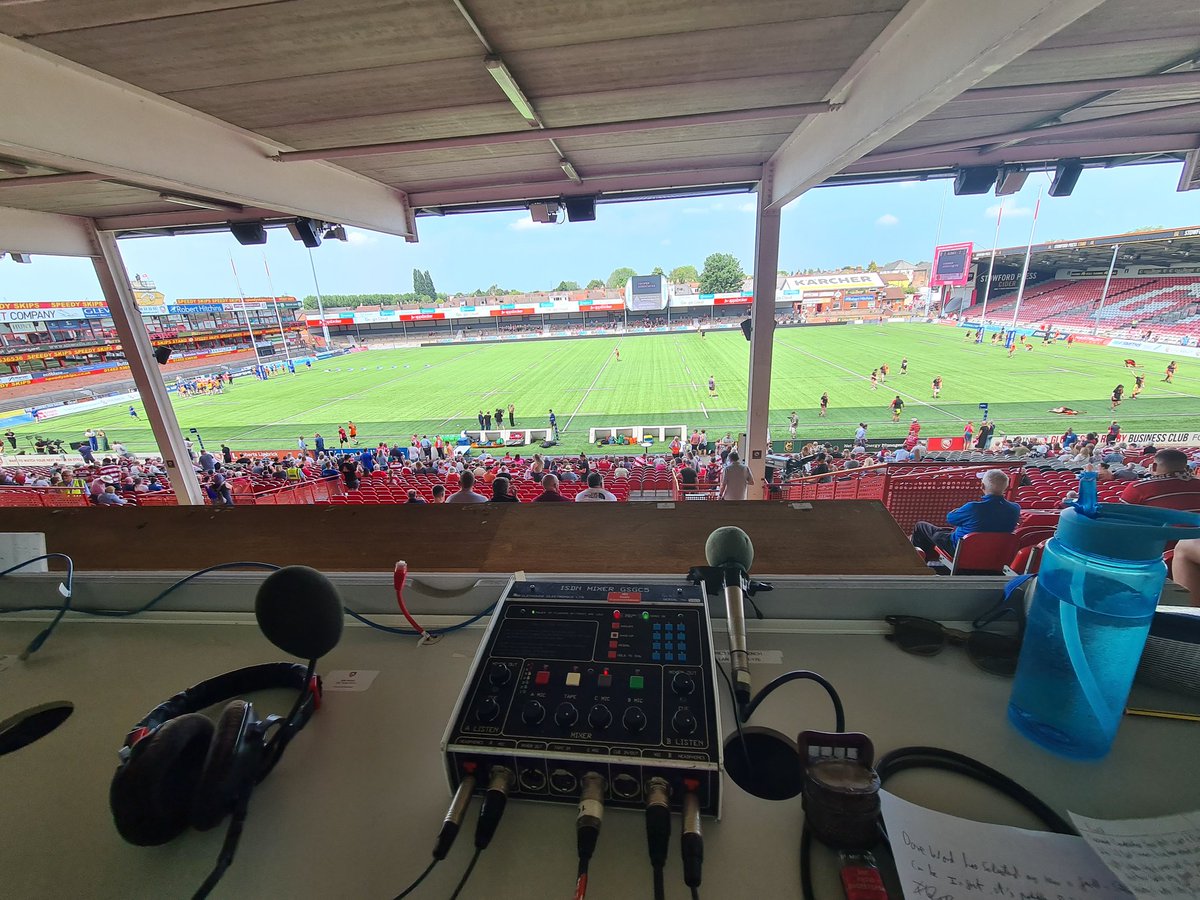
left=881, top=791, right=1132, bottom=900
left=1070, top=810, right=1200, bottom=900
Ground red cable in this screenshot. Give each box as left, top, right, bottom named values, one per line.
left=573, top=873, right=588, bottom=900
left=393, top=560, right=427, bottom=636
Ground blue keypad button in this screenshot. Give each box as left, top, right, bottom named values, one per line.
left=665, top=653, right=675, bottom=662
left=665, top=623, right=675, bottom=631
left=651, top=652, right=661, bottom=661
left=664, top=642, right=674, bottom=651
left=651, top=642, right=660, bottom=650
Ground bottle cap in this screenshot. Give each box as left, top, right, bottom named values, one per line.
left=1056, top=504, right=1200, bottom=561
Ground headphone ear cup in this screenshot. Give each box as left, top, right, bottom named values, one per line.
left=110, top=714, right=214, bottom=846
left=190, top=700, right=256, bottom=831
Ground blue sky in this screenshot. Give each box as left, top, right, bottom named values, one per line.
left=1, top=162, right=1196, bottom=302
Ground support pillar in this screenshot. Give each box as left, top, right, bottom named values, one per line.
left=91, top=230, right=205, bottom=505
left=745, top=175, right=782, bottom=494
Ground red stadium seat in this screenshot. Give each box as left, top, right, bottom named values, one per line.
left=935, top=532, right=1020, bottom=576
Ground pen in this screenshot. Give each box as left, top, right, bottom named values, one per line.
left=1125, top=707, right=1200, bottom=723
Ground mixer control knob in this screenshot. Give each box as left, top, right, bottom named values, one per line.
left=671, top=672, right=696, bottom=696
left=487, top=664, right=512, bottom=687
left=622, top=706, right=648, bottom=734
left=521, top=699, right=545, bottom=725
left=587, top=704, right=613, bottom=730
left=671, top=708, right=697, bottom=736
left=554, top=702, right=579, bottom=728
left=475, top=696, right=500, bottom=723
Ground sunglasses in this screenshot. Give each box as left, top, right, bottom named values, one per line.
left=884, top=615, right=1022, bottom=676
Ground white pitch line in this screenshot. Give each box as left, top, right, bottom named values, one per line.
left=700, top=402, right=709, bottom=419
left=434, top=343, right=570, bottom=429
left=776, top=339, right=966, bottom=422
left=562, top=346, right=617, bottom=434
left=231, top=346, right=488, bottom=440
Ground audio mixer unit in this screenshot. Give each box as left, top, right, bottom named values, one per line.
left=442, top=578, right=722, bottom=816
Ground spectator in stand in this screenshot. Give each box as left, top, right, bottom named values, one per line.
left=613, top=461, right=631, bottom=479
left=910, top=469, right=1020, bottom=559
left=576, top=472, right=617, bottom=501
left=490, top=477, right=519, bottom=502
left=718, top=451, right=754, bottom=500
left=1120, top=449, right=1200, bottom=512
left=1097, top=463, right=1115, bottom=483
left=339, top=455, right=359, bottom=490
left=809, top=453, right=833, bottom=483
left=560, top=466, right=580, bottom=484
left=431, top=484, right=446, bottom=503
left=198, top=449, right=216, bottom=473
left=679, top=465, right=698, bottom=487
left=407, top=489, right=427, bottom=504
left=96, top=484, right=128, bottom=506
left=533, top=473, right=570, bottom=502
left=208, top=474, right=234, bottom=507
left=448, top=469, right=489, bottom=503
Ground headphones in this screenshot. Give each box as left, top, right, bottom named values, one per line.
left=110, top=662, right=320, bottom=846
left=108, top=565, right=344, bottom=898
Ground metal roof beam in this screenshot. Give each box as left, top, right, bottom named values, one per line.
left=274, top=103, right=832, bottom=163
left=0, top=36, right=413, bottom=238
left=407, top=166, right=764, bottom=209
left=766, top=0, right=1107, bottom=210
left=0, top=205, right=100, bottom=257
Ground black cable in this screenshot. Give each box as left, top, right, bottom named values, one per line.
left=394, top=859, right=437, bottom=900
left=742, top=670, right=845, bottom=732
left=876, top=747, right=1074, bottom=835
left=192, top=792, right=251, bottom=900
left=800, top=825, right=817, bottom=900
left=448, top=847, right=481, bottom=900
left=645, top=778, right=671, bottom=900
left=714, top=658, right=754, bottom=777
left=1, top=560, right=496, bottom=639
left=0, top=553, right=75, bottom=658
left=690, top=887, right=700, bottom=900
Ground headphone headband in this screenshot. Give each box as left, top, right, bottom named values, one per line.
left=123, top=662, right=315, bottom=751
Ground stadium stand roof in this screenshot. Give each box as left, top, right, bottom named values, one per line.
left=2, top=0, right=1199, bottom=503
left=974, top=225, right=1200, bottom=269
left=1, top=0, right=1198, bottom=246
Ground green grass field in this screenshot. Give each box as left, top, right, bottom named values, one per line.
left=13, top=324, right=1199, bottom=455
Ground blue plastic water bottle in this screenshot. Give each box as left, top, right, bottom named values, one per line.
left=1008, top=502, right=1200, bottom=758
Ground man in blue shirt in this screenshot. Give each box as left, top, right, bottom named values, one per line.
left=910, top=469, right=1020, bottom=559
left=359, top=448, right=375, bottom=474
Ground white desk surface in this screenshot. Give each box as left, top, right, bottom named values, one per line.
left=3, top=612, right=1198, bottom=900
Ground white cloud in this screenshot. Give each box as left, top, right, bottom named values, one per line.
left=876, top=213, right=899, bottom=227
left=738, top=201, right=757, bottom=213
left=346, top=229, right=378, bottom=245
left=660, top=239, right=672, bottom=246
left=509, top=216, right=550, bottom=231
left=985, top=197, right=1033, bottom=218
